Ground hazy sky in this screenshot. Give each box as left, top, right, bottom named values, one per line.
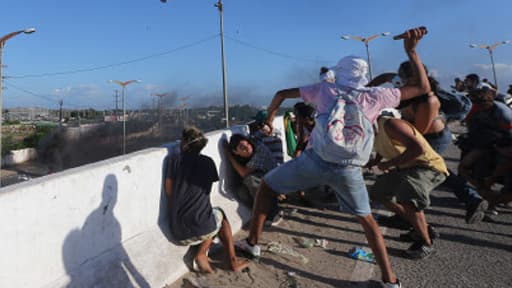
left=1, top=0, right=511, bottom=109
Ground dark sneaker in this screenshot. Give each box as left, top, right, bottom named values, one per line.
left=405, top=241, right=435, bottom=259
left=399, top=225, right=439, bottom=242
left=382, top=278, right=401, bottom=288
left=465, top=199, right=488, bottom=224
left=377, top=214, right=412, bottom=230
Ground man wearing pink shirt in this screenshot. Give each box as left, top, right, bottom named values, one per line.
left=236, top=27, right=430, bottom=288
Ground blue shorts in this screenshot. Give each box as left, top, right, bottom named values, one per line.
left=424, top=126, right=452, bottom=154
left=264, top=149, right=371, bottom=216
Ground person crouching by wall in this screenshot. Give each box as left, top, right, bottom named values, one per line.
left=223, top=133, right=281, bottom=226
left=165, top=127, right=249, bottom=273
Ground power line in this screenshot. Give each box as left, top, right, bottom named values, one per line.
left=3, top=79, right=87, bottom=109
left=5, top=34, right=218, bottom=79
left=224, top=34, right=332, bottom=64
left=3, top=79, right=55, bottom=103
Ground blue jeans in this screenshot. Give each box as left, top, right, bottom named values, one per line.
left=264, top=149, right=371, bottom=216
left=425, top=126, right=482, bottom=208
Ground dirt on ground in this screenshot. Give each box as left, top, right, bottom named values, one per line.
left=166, top=191, right=386, bottom=288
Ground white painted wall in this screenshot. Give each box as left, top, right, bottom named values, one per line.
left=0, top=117, right=290, bottom=288
left=2, top=147, right=38, bottom=165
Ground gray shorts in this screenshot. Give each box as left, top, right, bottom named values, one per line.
left=264, top=149, right=371, bottom=216
left=370, top=167, right=446, bottom=210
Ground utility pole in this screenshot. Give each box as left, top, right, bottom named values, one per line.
left=215, top=0, right=229, bottom=128
left=152, top=93, right=169, bottom=133
left=58, top=99, right=63, bottom=127
left=113, top=89, right=119, bottom=121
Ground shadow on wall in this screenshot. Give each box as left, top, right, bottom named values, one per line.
left=62, top=174, right=149, bottom=288
left=158, top=142, right=178, bottom=242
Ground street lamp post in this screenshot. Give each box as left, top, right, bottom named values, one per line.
left=341, top=32, right=390, bottom=80
left=108, top=79, right=141, bottom=155
left=469, top=41, right=510, bottom=90
left=0, top=28, right=35, bottom=186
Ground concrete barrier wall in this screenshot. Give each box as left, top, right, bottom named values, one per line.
left=0, top=117, right=289, bottom=288
left=2, top=147, right=38, bottom=165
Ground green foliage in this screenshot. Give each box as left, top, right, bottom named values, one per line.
left=2, top=135, right=25, bottom=156
left=23, top=124, right=55, bottom=148
left=1, top=124, right=57, bottom=156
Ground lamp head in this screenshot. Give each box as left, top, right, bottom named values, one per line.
left=23, top=28, right=36, bottom=34
left=381, top=32, right=391, bottom=36
left=469, top=44, right=477, bottom=48
left=502, top=40, right=511, bottom=44
left=341, top=35, right=351, bottom=40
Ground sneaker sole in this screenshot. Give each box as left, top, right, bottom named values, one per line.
left=466, top=200, right=489, bottom=224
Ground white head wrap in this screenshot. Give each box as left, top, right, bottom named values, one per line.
left=319, top=69, right=336, bottom=83
left=331, top=56, right=370, bottom=90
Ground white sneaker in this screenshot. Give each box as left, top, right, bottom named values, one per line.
left=235, top=238, right=261, bottom=258
left=264, top=213, right=283, bottom=227
left=382, top=279, right=401, bottom=288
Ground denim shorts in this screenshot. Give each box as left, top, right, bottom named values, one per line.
left=424, top=126, right=452, bottom=154
left=264, top=149, right=371, bottom=216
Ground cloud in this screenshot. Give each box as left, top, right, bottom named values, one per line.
left=428, top=69, right=441, bottom=78
left=473, top=63, right=512, bottom=71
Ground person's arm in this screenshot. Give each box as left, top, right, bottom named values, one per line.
left=222, top=140, right=255, bottom=178
left=266, top=88, right=300, bottom=132
left=367, top=72, right=397, bottom=87
left=293, top=119, right=308, bottom=157
left=164, top=161, right=172, bottom=198
left=377, top=119, right=425, bottom=170
left=398, top=27, right=431, bottom=101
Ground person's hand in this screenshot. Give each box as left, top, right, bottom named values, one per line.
left=264, top=119, right=274, bottom=135
left=364, top=157, right=379, bottom=169
left=377, top=161, right=393, bottom=173
left=261, top=123, right=272, bottom=136
left=395, top=26, right=428, bottom=52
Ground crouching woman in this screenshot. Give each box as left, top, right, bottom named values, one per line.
left=165, top=127, right=249, bottom=273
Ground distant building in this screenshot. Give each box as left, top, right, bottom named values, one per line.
left=4, top=107, right=50, bottom=122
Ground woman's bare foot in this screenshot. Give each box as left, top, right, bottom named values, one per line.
left=230, top=258, right=250, bottom=272
left=194, top=254, right=214, bottom=274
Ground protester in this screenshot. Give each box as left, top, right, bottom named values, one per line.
left=452, top=77, right=465, bottom=92
left=458, top=88, right=512, bottom=214
left=464, top=73, right=481, bottom=91
left=293, top=102, right=315, bottom=157
left=235, top=27, right=431, bottom=288
left=384, top=61, right=488, bottom=224
left=165, top=127, right=249, bottom=273
left=223, top=133, right=281, bottom=225
left=368, top=114, right=448, bottom=259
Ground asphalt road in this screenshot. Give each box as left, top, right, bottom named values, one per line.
left=380, top=143, right=512, bottom=288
